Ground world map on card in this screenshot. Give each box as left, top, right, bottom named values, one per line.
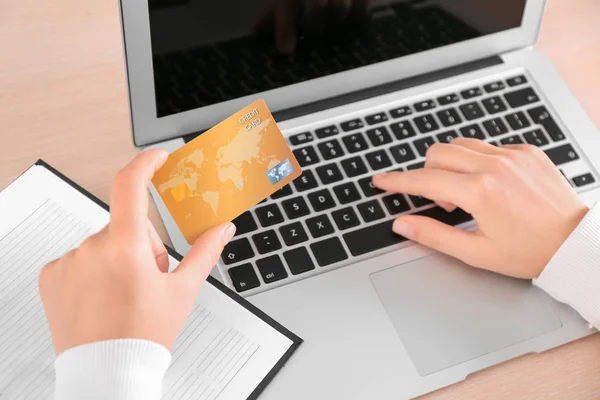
left=152, top=100, right=301, bottom=244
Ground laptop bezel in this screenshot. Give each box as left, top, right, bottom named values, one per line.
left=119, top=0, right=546, bottom=147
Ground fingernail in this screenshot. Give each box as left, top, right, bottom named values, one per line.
left=393, top=220, right=415, bottom=239
left=223, top=223, right=236, bottom=243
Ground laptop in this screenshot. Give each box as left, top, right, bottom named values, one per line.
left=118, top=0, right=600, bottom=398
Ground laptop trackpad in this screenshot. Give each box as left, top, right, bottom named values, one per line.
left=370, top=253, right=562, bottom=376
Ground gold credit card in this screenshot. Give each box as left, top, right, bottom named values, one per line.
left=152, top=99, right=302, bottom=244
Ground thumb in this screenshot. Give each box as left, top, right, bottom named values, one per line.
left=173, top=223, right=236, bottom=288
left=392, top=214, right=483, bottom=266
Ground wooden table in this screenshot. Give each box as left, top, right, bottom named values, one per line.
left=1, top=0, right=599, bottom=398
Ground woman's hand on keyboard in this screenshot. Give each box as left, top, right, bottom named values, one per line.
left=39, top=150, right=236, bottom=355
left=373, top=138, right=589, bottom=279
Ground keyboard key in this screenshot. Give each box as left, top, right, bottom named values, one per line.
left=483, top=118, right=509, bottom=137
left=357, top=199, right=386, bottom=223
left=482, top=96, right=507, bottom=114
left=333, top=182, right=362, bottom=204
left=315, top=125, right=339, bottom=138
left=383, top=194, right=411, bottom=215
left=461, top=87, right=483, bottom=99
left=279, top=221, right=309, bottom=246
left=255, top=203, right=285, bottom=227
left=284, top=247, right=316, bottom=275
left=389, top=106, right=413, bottom=119
left=390, top=143, right=417, bottom=164
left=390, top=120, right=417, bottom=140
left=281, top=196, right=310, bottom=219
left=410, top=195, right=433, bottom=208
left=506, top=75, right=528, bottom=87
left=407, top=162, right=425, bottom=170
left=489, top=141, right=499, bottom=147
left=289, top=132, right=314, bottom=146
left=344, top=208, right=473, bottom=256
left=316, top=163, right=344, bottom=184
left=460, top=124, right=486, bottom=140
left=306, top=214, right=335, bottom=238
left=340, top=119, right=364, bottom=132
left=228, top=263, right=260, bottom=292
left=341, top=156, right=368, bottom=177
left=366, top=126, right=393, bottom=146
left=483, top=81, right=505, bottom=93
left=436, top=108, right=462, bottom=127
left=365, top=112, right=389, bottom=125
left=527, top=106, right=566, bottom=142
left=293, top=170, right=318, bottom=192
left=257, top=255, right=288, bottom=284
left=232, top=212, right=258, bottom=236
left=413, top=136, right=436, bottom=157
left=523, top=129, right=549, bottom=147
left=252, top=230, right=282, bottom=254
left=318, top=139, right=345, bottom=160
left=222, top=238, right=255, bottom=265
left=332, top=207, right=361, bottom=230
left=505, top=111, right=531, bottom=131
left=308, top=189, right=336, bottom=212
left=358, top=176, right=384, bottom=197
left=417, top=206, right=473, bottom=226
left=342, top=132, right=369, bottom=153
left=365, top=149, right=392, bottom=170
left=544, top=144, right=579, bottom=165
left=505, top=87, right=540, bottom=108
left=413, top=114, right=439, bottom=134
left=271, top=184, right=293, bottom=199
left=343, top=220, right=406, bottom=256
left=573, top=173, right=595, bottom=187
left=437, top=93, right=460, bottom=105
left=310, top=237, right=348, bottom=266
left=460, top=102, right=485, bottom=120
left=293, top=146, right=320, bottom=167
left=500, top=135, right=524, bottom=145
left=437, top=130, right=459, bottom=143
left=414, top=99, right=436, bottom=112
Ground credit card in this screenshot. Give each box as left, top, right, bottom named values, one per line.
left=152, top=99, right=302, bottom=244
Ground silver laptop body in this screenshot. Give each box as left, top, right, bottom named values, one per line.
left=119, top=0, right=600, bottom=398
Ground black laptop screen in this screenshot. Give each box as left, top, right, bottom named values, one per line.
left=148, top=0, right=527, bottom=118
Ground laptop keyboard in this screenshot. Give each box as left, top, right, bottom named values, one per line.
left=219, top=75, right=598, bottom=294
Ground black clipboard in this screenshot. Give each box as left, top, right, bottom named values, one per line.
left=31, top=159, right=303, bottom=400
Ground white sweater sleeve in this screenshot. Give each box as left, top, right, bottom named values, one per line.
left=54, top=339, right=171, bottom=400
left=534, top=202, right=600, bottom=329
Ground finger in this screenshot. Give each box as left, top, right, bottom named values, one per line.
left=303, top=0, right=329, bottom=35
left=425, top=143, right=487, bottom=173
left=274, top=1, right=297, bottom=53
left=436, top=200, right=457, bottom=212
left=372, top=169, right=477, bottom=211
left=173, top=223, right=236, bottom=290
left=392, top=214, right=484, bottom=266
left=451, top=137, right=502, bottom=155
left=147, top=219, right=169, bottom=273
left=110, top=149, right=168, bottom=238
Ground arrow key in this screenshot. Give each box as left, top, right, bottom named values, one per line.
left=221, top=238, right=255, bottom=265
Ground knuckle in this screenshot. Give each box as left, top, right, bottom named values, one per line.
left=473, top=173, right=497, bottom=198
left=113, top=167, right=137, bottom=187
left=425, top=143, right=445, bottom=160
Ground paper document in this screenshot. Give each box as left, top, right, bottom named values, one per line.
left=0, top=162, right=301, bottom=399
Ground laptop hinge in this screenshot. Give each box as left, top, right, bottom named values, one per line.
left=183, top=55, right=502, bottom=143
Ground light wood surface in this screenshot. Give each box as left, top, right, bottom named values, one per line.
left=1, top=0, right=599, bottom=398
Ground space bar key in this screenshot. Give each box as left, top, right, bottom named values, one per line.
left=342, top=207, right=473, bottom=257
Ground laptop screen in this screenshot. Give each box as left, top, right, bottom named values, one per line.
left=148, top=0, right=527, bottom=118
